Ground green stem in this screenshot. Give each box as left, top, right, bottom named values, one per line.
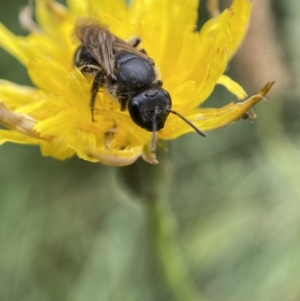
left=147, top=198, right=204, bottom=301
left=144, top=153, right=206, bottom=301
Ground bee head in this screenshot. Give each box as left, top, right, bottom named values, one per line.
left=128, top=87, right=172, bottom=132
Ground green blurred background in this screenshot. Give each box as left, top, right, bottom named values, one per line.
left=1, top=1, right=300, bottom=301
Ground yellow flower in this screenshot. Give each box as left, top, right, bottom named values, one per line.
left=0, top=0, right=274, bottom=166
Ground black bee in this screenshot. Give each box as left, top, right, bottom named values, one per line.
left=73, top=19, right=206, bottom=153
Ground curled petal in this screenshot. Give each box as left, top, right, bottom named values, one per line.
left=87, top=146, right=143, bottom=166
left=217, top=75, right=248, bottom=100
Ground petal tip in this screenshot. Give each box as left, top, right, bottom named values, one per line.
left=258, top=81, right=276, bottom=96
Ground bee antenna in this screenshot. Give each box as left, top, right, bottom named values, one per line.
left=168, top=109, right=207, bottom=137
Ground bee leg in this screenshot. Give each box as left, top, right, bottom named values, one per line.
left=139, top=49, right=147, bottom=55
left=90, top=70, right=104, bottom=122
left=156, top=79, right=163, bottom=86
left=126, top=36, right=147, bottom=54
left=78, top=64, right=100, bottom=75
left=120, top=98, right=128, bottom=111
left=126, top=36, right=141, bottom=48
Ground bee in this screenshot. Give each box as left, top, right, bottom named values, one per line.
left=73, top=19, right=206, bottom=154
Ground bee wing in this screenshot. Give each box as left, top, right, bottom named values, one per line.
left=75, top=19, right=154, bottom=76
left=75, top=22, right=116, bottom=78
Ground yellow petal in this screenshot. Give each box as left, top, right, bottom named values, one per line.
left=169, top=81, right=201, bottom=113
left=0, top=129, right=41, bottom=145
left=0, top=80, right=39, bottom=108
left=0, top=128, right=74, bottom=160
left=217, top=75, right=248, bottom=100
left=129, top=0, right=199, bottom=70
left=0, top=23, right=73, bottom=68
left=87, top=146, right=143, bottom=166
left=67, top=0, right=90, bottom=17
left=192, top=9, right=237, bottom=102
left=40, top=136, right=75, bottom=160
left=27, top=58, right=69, bottom=95
left=34, top=111, right=77, bottom=137
left=164, top=7, right=236, bottom=111
left=35, top=0, right=70, bottom=32
left=168, top=0, right=252, bottom=110
left=227, top=0, right=253, bottom=59
left=0, top=23, right=31, bottom=65
left=63, top=128, right=143, bottom=165
left=93, top=0, right=128, bottom=21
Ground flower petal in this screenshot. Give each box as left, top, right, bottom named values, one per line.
left=165, top=9, right=235, bottom=112
left=227, top=0, right=253, bottom=59
left=27, top=58, right=69, bottom=95
left=67, top=0, right=90, bottom=17
left=0, top=80, right=39, bottom=108
left=0, top=129, right=40, bottom=145
left=35, top=0, right=70, bottom=35
left=217, top=75, right=248, bottom=100
left=39, top=136, right=76, bottom=160
left=0, top=23, right=31, bottom=65
left=167, top=0, right=253, bottom=111
left=0, top=23, right=73, bottom=68
left=129, top=0, right=199, bottom=69
left=87, top=145, right=143, bottom=166
left=60, top=127, right=143, bottom=166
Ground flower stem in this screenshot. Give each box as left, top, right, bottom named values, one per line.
left=144, top=153, right=206, bottom=301
left=147, top=198, right=205, bottom=301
